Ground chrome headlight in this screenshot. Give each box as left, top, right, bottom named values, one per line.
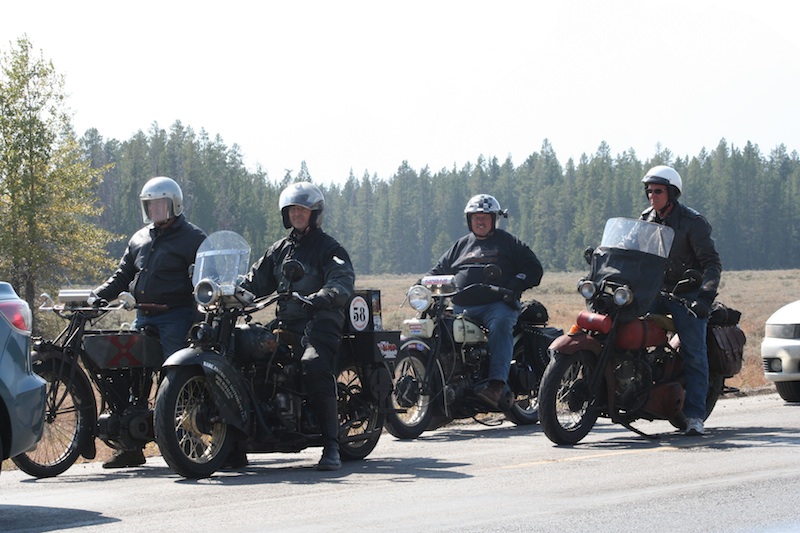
left=408, top=284, right=433, bottom=312
left=613, top=286, right=634, bottom=307
left=578, top=279, right=596, bottom=299
left=195, top=279, right=222, bottom=307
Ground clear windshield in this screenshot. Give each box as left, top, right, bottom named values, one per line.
left=192, top=230, right=251, bottom=288
left=599, top=217, right=674, bottom=258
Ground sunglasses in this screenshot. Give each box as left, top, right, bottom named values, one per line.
left=646, top=188, right=665, bottom=195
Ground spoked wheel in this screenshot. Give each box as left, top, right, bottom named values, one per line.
left=337, top=364, right=385, bottom=461
left=505, top=342, right=542, bottom=425
left=384, top=349, right=434, bottom=440
left=538, top=350, right=599, bottom=445
left=669, top=373, right=725, bottom=430
left=154, top=366, right=233, bottom=478
left=12, top=358, right=94, bottom=478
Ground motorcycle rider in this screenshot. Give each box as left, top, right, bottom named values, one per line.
left=238, top=182, right=355, bottom=471
left=93, top=176, right=207, bottom=467
left=640, top=165, right=722, bottom=436
left=426, top=194, right=543, bottom=408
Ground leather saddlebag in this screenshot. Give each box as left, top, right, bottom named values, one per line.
left=706, top=325, right=746, bottom=378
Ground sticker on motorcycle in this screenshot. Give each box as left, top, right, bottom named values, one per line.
left=349, top=295, right=370, bottom=331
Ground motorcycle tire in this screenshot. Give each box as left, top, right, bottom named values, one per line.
left=538, top=350, right=599, bottom=445
left=384, top=348, right=435, bottom=440
left=668, top=372, right=725, bottom=430
left=504, top=341, right=541, bottom=425
left=336, top=363, right=385, bottom=461
left=12, top=357, right=95, bottom=478
left=154, top=366, right=234, bottom=479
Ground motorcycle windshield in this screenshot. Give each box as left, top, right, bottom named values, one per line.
left=590, top=218, right=675, bottom=320
left=192, top=230, right=251, bottom=288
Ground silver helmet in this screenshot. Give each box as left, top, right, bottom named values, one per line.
left=279, top=182, right=325, bottom=229
left=140, top=176, right=183, bottom=224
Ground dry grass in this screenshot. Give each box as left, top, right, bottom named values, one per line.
left=359, top=269, right=800, bottom=392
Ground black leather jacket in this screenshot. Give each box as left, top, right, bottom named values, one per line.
left=240, top=227, right=355, bottom=322
left=641, top=201, right=722, bottom=299
left=95, top=214, right=207, bottom=307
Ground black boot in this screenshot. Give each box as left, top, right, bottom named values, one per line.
left=316, top=396, right=342, bottom=471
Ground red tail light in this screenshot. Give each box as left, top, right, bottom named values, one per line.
left=0, top=300, right=32, bottom=333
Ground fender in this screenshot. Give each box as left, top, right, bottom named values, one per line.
left=31, top=347, right=98, bottom=460
left=399, top=337, right=448, bottom=417
left=162, top=347, right=252, bottom=434
left=549, top=330, right=603, bottom=357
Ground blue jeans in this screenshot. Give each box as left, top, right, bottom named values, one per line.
left=132, top=305, right=197, bottom=358
left=651, top=293, right=709, bottom=419
left=453, top=301, right=520, bottom=383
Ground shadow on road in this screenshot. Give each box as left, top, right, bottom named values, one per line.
left=0, top=504, right=117, bottom=532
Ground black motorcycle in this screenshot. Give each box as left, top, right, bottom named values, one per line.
left=153, top=231, right=398, bottom=478
left=13, top=291, right=163, bottom=477
left=383, top=266, right=562, bottom=439
left=537, top=217, right=745, bottom=445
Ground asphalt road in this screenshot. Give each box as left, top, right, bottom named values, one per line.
left=2, top=391, right=799, bottom=533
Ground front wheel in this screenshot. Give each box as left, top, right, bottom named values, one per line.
left=337, top=363, right=385, bottom=461
left=775, top=381, right=800, bottom=402
left=538, top=351, right=599, bottom=445
left=154, top=366, right=234, bottom=478
left=12, top=358, right=94, bottom=478
left=384, top=349, right=435, bottom=440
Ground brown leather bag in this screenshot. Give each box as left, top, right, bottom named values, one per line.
left=706, top=325, right=747, bottom=377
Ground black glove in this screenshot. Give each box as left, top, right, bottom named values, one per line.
left=689, top=296, right=712, bottom=319
left=507, top=274, right=528, bottom=300
left=308, top=291, right=333, bottom=311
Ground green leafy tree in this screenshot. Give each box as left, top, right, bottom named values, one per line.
left=0, top=36, right=116, bottom=318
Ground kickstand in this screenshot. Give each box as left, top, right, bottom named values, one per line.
left=618, top=418, right=660, bottom=440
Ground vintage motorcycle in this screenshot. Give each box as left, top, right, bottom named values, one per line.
left=153, top=231, right=398, bottom=478
left=538, top=217, right=745, bottom=445
left=384, top=266, right=562, bottom=439
left=13, top=291, right=163, bottom=477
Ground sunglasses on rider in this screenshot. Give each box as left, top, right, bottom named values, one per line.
left=646, top=188, right=665, bottom=195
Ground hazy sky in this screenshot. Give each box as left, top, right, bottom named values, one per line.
left=3, top=1, right=799, bottom=184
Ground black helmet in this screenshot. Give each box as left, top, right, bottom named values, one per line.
left=279, top=182, right=325, bottom=229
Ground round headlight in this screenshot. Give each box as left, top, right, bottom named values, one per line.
left=578, top=280, right=596, bottom=299
left=613, top=286, right=634, bottom=307
left=408, top=284, right=433, bottom=312
left=195, top=279, right=222, bottom=307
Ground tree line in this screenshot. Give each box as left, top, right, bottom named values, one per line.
left=83, top=124, right=800, bottom=279
left=3, top=36, right=799, bottom=316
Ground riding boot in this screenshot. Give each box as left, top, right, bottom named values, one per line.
left=316, top=396, right=341, bottom=471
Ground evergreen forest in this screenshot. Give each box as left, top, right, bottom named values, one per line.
left=81, top=121, right=800, bottom=282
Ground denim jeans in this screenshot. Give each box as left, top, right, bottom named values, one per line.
left=453, top=301, right=520, bottom=383
left=651, top=292, right=709, bottom=419
left=132, top=305, right=197, bottom=358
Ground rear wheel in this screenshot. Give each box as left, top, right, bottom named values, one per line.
left=670, top=373, right=726, bottom=429
left=337, top=363, right=384, bottom=461
left=12, top=358, right=94, bottom=478
left=384, top=349, right=434, bottom=440
left=505, top=341, right=541, bottom=425
left=538, top=351, right=599, bottom=445
left=154, top=366, right=233, bottom=478
left=775, top=381, right=800, bottom=402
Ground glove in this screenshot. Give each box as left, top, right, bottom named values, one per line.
left=507, top=274, right=528, bottom=301
left=689, top=297, right=712, bottom=319
left=86, top=291, right=107, bottom=307
left=308, top=291, right=333, bottom=311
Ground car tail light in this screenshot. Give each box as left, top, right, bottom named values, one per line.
left=0, top=300, right=32, bottom=333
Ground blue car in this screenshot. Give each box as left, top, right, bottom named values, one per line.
left=0, top=281, right=46, bottom=471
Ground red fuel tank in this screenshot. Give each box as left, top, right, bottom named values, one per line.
left=614, top=318, right=667, bottom=350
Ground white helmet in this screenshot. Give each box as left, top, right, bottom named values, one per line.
left=464, top=194, right=508, bottom=231
left=140, top=176, right=183, bottom=223
left=642, top=165, right=682, bottom=199
left=279, top=182, right=325, bottom=229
